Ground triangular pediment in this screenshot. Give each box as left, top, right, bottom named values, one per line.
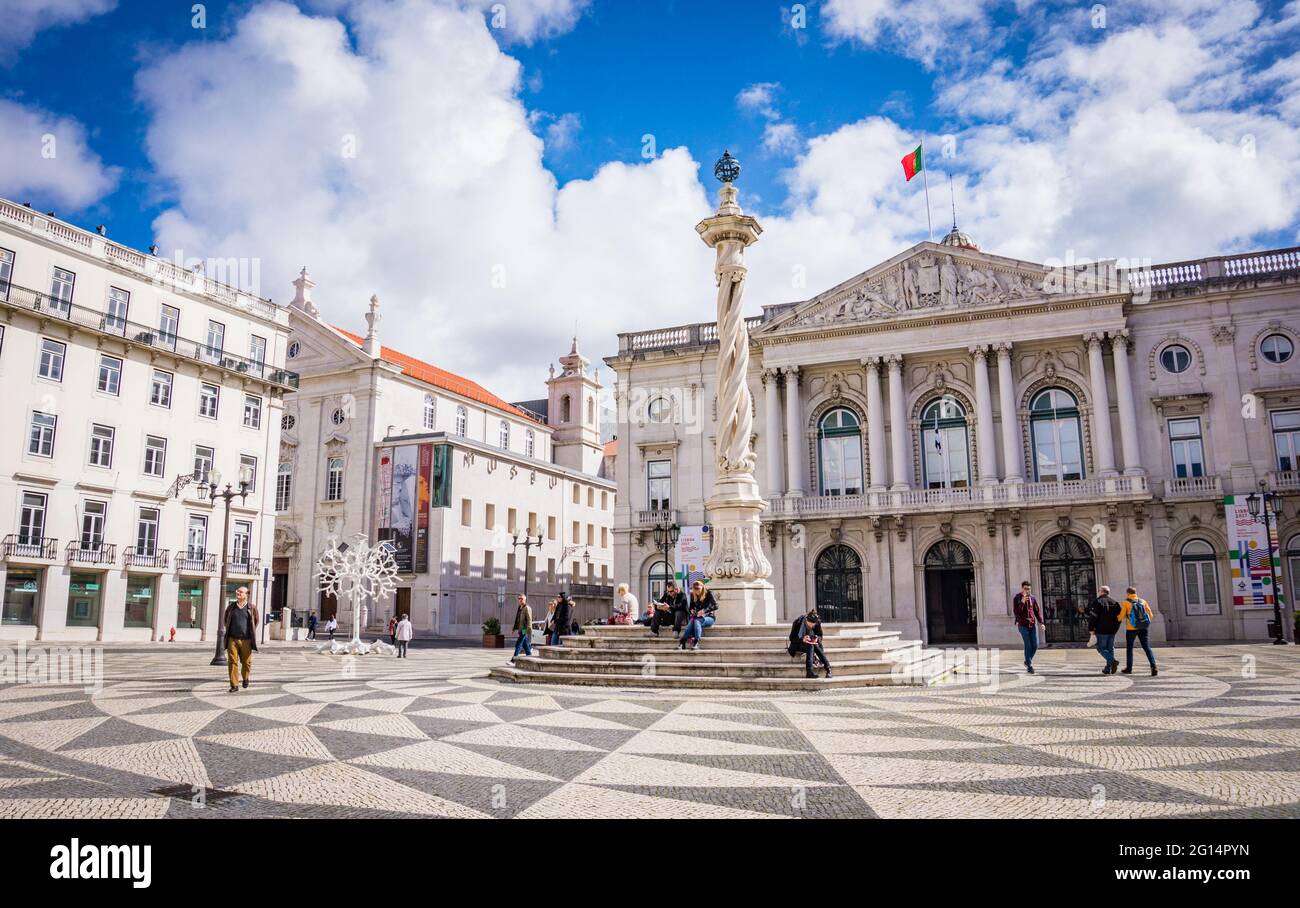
left=287, top=307, right=392, bottom=376
left=756, top=242, right=1113, bottom=335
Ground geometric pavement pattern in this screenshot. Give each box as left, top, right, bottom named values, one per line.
left=0, top=644, right=1297, bottom=819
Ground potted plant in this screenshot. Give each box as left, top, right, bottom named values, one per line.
left=481, top=616, right=505, bottom=648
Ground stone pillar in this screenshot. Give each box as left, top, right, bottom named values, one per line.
left=887, top=355, right=910, bottom=490
left=1110, top=330, right=1143, bottom=475
left=996, top=343, right=1023, bottom=482
left=1086, top=332, right=1117, bottom=477
left=971, top=345, right=998, bottom=485
left=783, top=366, right=805, bottom=496
left=762, top=369, right=786, bottom=498
left=695, top=158, right=777, bottom=625
left=863, top=357, right=887, bottom=490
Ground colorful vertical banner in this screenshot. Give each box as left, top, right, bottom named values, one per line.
left=415, top=443, right=432, bottom=574
left=375, top=446, right=393, bottom=553
left=1225, top=494, right=1283, bottom=610
left=675, top=525, right=712, bottom=585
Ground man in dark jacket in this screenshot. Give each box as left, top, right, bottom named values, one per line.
left=224, top=586, right=259, bottom=692
left=550, top=592, right=573, bottom=646
left=649, top=581, right=688, bottom=637
left=1085, top=585, right=1123, bottom=674
left=792, top=609, right=831, bottom=679
left=1012, top=581, right=1044, bottom=674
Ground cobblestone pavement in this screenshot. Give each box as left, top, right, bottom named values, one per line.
left=0, top=643, right=1297, bottom=819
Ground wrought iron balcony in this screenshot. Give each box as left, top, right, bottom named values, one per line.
left=174, top=551, right=217, bottom=572
left=2, top=535, right=58, bottom=561
left=66, top=541, right=116, bottom=565
left=124, top=547, right=170, bottom=569
left=225, top=557, right=261, bottom=576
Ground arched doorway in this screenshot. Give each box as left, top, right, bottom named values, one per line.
left=924, top=540, right=977, bottom=643
left=1039, top=533, right=1096, bottom=643
left=647, top=560, right=672, bottom=606
left=814, top=545, right=863, bottom=623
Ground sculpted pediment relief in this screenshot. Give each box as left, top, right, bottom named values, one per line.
left=777, top=250, right=1051, bottom=332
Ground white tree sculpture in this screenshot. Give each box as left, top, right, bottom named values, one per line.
left=315, top=533, right=399, bottom=655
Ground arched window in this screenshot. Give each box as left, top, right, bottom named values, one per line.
left=818, top=408, right=864, bottom=496
left=275, top=462, right=292, bottom=512
left=1262, top=333, right=1294, bottom=364
left=423, top=394, right=436, bottom=430
left=454, top=406, right=467, bottom=437
left=648, top=560, right=672, bottom=605
left=325, top=457, right=344, bottom=501
left=920, top=396, right=970, bottom=489
left=498, top=420, right=510, bottom=450
left=647, top=396, right=671, bottom=423
left=525, top=429, right=535, bottom=457
left=560, top=395, right=571, bottom=423
left=1030, top=388, right=1084, bottom=482
left=1180, top=539, right=1220, bottom=616
left=814, top=544, right=863, bottom=622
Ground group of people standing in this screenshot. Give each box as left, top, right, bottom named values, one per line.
left=1013, top=580, right=1158, bottom=676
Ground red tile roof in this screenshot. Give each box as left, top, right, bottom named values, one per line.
left=333, top=327, right=538, bottom=422
left=603, top=439, right=618, bottom=457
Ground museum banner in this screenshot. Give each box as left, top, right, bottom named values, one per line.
left=1224, top=494, right=1283, bottom=610
left=674, top=525, right=711, bottom=585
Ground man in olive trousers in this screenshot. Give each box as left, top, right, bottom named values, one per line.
left=224, top=586, right=259, bottom=692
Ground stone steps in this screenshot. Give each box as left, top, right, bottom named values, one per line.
left=488, top=622, right=959, bottom=690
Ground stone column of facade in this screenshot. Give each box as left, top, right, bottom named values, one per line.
left=971, top=345, right=998, bottom=485
left=887, top=355, right=910, bottom=490
left=762, top=369, right=786, bottom=498
left=783, top=366, right=805, bottom=496
left=1110, top=330, right=1143, bottom=475
left=1086, top=332, right=1118, bottom=477
left=995, top=343, right=1023, bottom=482
left=863, top=357, right=887, bottom=490
left=695, top=159, right=777, bottom=625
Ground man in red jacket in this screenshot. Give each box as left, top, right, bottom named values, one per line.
left=1012, top=581, right=1044, bottom=674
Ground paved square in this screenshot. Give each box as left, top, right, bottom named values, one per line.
left=0, top=644, right=1297, bottom=819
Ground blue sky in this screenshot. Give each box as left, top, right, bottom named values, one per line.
left=3, top=0, right=1298, bottom=397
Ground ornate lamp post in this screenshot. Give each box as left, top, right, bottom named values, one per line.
left=695, top=151, right=777, bottom=624
left=1245, top=481, right=1290, bottom=644
left=200, top=463, right=254, bottom=667
left=512, top=529, right=544, bottom=601
left=652, top=520, right=680, bottom=595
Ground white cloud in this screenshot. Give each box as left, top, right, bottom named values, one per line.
left=543, top=111, right=581, bottom=153
left=0, top=0, right=116, bottom=54
left=737, top=82, right=781, bottom=120
left=463, top=0, right=590, bottom=43
left=0, top=98, right=119, bottom=210
left=822, top=0, right=997, bottom=68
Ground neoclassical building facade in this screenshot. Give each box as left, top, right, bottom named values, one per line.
left=607, top=229, right=1300, bottom=645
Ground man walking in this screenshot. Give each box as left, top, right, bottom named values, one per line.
left=649, top=580, right=687, bottom=637
left=1119, top=586, right=1158, bottom=676
left=307, top=612, right=318, bottom=640
left=512, top=594, right=533, bottom=662
left=550, top=591, right=573, bottom=646
left=394, top=613, right=413, bottom=658
left=1012, top=580, right=1044, bottom=674
left=224, top=586, right=258, bottom=692
left=1086, top=585, right=1122, bottom=674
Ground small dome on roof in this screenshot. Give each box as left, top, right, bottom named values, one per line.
left=940, top=224, right=979, bottom=250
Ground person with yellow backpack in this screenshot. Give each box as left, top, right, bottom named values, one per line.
left=1118, top=587, right=1158, bottom=677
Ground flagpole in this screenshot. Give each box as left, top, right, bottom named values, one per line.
left=921, top=150, right=933, bottom=241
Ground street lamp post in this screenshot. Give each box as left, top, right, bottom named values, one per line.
left=1246, top=480, right=1290, bottom=645
left=511, top=529, right=544, bottom=602
left=652, top=520, right=681, bottom=598
left=201, top=464, right=253, bottom=667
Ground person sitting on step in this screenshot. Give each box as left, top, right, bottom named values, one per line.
left=649, top=581, right=688, bottom=637
left=678, top=580, right=718, bottom=651
left=792, top=608, right=832, bottom=679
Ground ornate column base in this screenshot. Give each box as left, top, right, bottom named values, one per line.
left=704, top=473, right=777, bottom=626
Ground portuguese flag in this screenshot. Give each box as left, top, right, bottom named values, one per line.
left=901, top=143, right=923, bottom=182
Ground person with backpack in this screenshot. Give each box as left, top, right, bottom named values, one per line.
left=1119, top=586, right=1158, bottom=676
left=1011, top=580, right=1044, bottom=674
left=1085, top=585, right=1123, bottom=674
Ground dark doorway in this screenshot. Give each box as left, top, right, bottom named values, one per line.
left=395, top=587, right=412, bottom=621
left=1040, top=534, right=1096, bottom=644
left=319, top=591, right=338, bottom=622
left=814, top=545, right=864, bottom=623
left=924, top=540, right=977, bottom=643
left=271, top=573, right=288, bottom=614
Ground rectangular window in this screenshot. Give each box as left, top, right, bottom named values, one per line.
left=38, top=338, right=66, bottom=381
left=275, top=463, right=292, bottom=512
left=507, top=507, right=517, bottom=534
left=177, top=579, right=204, bottom=628
left=507, top=552, right=517, bottom=580
left=88, top=424, right=115, bottom=468
left=199, top=383, right=219, bottom=419
left=547, top=516, right=556, bottom=540
left=105, top=286, right=129, bottom=335
left=158, top=304, right=179, bottom=351
left=573, top=484, right=580, bottom=504
left=601, top=526, right=608, bottom=548
left=587, top=487, right=594, bottom=508
left=1182, top=559, right=1221, bottom=616
left=485, top=503, right=495, bottom=530
left=187, top=515, right=208, bottom=558
left=97, top=354, right=122, bottom=395
left=0, top=247, right=12, bottom=300
left=20, top=492, right=47, bottom=544
left=49, top=267, right=75, bottom=316
left=28, top=411, right=56, bottom=457
left=483, top=550, right=494, bottom=579
left=3, top=570, right=40, bottom=626
left=204, top=320, right=225, bottom=362
left=193, top=445, right=214, bottom=481
left=1169, top=417, right=1205, bottom=479
left=81, top=500, right=107, bottom=549
left=151, top=370, right=173, bottom=408
left=249, top=335, right=266, bottom=375
left=123, top=575, right=155, bottom=628
left=232, top=521, right=252, bottom=565
left=602, top=491, right=608, bottom=510
left=1272, top=410, right=1300, bottom=473
left=136, top=508, right=160, bottom=556
left=66, top=571, right=103, bottom=628
left=242, top=394, right=262, bottom=429
left=143, top=436, right=167, bottom=477
left=326, top=457, right=344, bottom=501
left=527, top=511, right=537, bottom=535
left=240, top=454, right=258, bottom=493
left=461, top=498, right=472, bottom=527
left=572, top=520, right=580, bottom=543
left=459, top=547, right=470, bottom=577
left=546, top=558, right=556, bottom=584
left=648, top=460, right=672, bottom=511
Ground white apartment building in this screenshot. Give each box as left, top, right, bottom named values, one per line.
left=608, top=227, right=1300, bottom=645
left=274, top=274, right=615, bottom=636
left=0, top=198, right=294, bottom=642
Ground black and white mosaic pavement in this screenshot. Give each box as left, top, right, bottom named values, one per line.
left=0, top=644, right=1297, bottom=818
